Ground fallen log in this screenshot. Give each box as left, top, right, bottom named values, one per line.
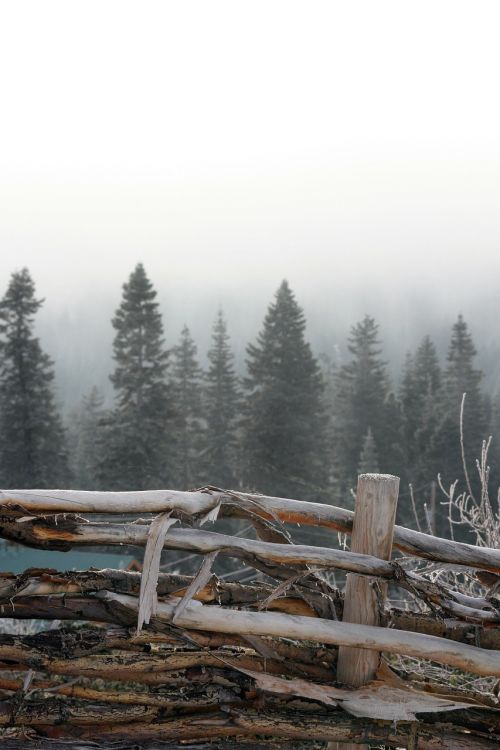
left=0, top=519, right=396, bottom=578
left=102, top=592, right=500, bottom=678
left=0, top=574, right=498, bottom=652
left=20, top=705, right=500, bottom=748
left=0, top=644, right=325, bottom=684
left=0, top=624, right=338, bottom=671
left=0, top=676, right=242, bottom=709
left=0, top=741, right=319, bottom=750
left=0, top=568, right=325, bottom=619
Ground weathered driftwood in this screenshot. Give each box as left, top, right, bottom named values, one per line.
left=2, top=486, right=500, bottom=572
left=101, top=592, right=500, bottom=677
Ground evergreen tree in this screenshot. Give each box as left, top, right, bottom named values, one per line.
left=98, top=263, right=173, bottom=489
left=382, top=390, right=406, bottom=482
left=202, top=311, right=241, bottom=488
left=242, top=280, right=327, bottom=500
left=429, top=315, right=488, bottom=494
left=171, top=325, right=205, bottom=489
left=400, top=336, right=442, bottom=484
left=319, top=347, right=342, bottom=498
left=357, top=427, right=379, bottom=474
left=0, top=268, right=69, bottom=488
left=333, top=316, right=388, bottom=493
left=488, top=392, right=500, bottom=491
left=68, top=387, right=105, bottom=488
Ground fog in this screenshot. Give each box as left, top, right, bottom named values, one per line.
left=1, top=1, right=499, bottom=407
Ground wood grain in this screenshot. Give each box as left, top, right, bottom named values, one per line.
left=332, top=473, right=399, bottom=750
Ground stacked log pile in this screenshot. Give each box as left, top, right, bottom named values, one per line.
left=0, top=481, right=497, bottom=748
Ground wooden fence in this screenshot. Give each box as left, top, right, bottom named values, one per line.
left=0, top=474, right=498, bottom=748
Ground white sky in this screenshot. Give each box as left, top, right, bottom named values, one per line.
left=0, top=0, right=499, bottom=333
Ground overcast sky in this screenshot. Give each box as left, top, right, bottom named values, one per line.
left=1, top=1, right=500, bottom=393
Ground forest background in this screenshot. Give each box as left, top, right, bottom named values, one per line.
left=2, top=2, right=500, bottom=554
left=0, top=262, right=497, bottom=545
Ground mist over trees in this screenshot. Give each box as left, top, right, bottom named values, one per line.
left=242, top=280, right=327, bottom=500
left=202, top=310, right=241, bottom=488
left=96, top=264, right=174, bottom=490
left=0, top=264, right=498, bottom=538
left=0, top=269, right=69, bottom=488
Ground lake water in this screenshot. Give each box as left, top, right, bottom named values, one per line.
left=0, top=541, right=134, bottom=573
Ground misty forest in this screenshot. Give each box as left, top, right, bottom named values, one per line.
left=0, top=262, right=497, bottom=544
left=3, top=2, right=500, bottom=747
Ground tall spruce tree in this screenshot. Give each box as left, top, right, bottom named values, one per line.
left=68, top=386, right=105, bottom=488
left=202, top=311, right=240, bottom=488
left=429, top=315, right=488, bottom=495
left=0, top=268, right=69, bottom=488
left=400, top=336, right=442, bottom=484
left=357, top=427, right=379, bottom=474
left=98, top=263, right=173, bottom=489
left=242, top=280, right=327, bottom=500
left=489, top=392, right=500, bottom=491
left=333, top=316, right=388, bottom=493
left=171, top=325, right=205, bottom=489
left=383, top=390, right=406, bottom=482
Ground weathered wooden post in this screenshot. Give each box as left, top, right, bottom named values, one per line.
left=331, top=473, right=400, bottom=750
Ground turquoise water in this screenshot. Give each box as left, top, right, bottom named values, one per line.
left=0, top=542, right=133, bottom=573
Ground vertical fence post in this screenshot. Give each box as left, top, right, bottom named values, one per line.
left=330, top=473, right=400, bottom=750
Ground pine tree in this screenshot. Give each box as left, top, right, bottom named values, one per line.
left=400, top=336, right=442, bottom=484
left=202, top=311, right=241, bottom=488
left=333, top=316, right=388, bottom=493
left=0, top=268, right=69, bottom=488
left=429, top=315, right=487, bottom=494
left=242, top=280, right=327, bottom=500
left=488, top=392, right=500, bottom=491
left=68, top=387, right=105, bottom=488
left=382, top=390, right=406, bottom=481
left=171, top=325, right=205, bottom=489
left=357, top=427, right=379, bottom=474
left=98, top=263, right=173, bottom=489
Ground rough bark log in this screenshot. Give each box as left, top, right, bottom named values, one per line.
left=0, top=568, right=322, bottom=619
left=0, top=643, right=329, bottom=684
left=8, top=705, right=497, bottom=748
left=0, top=741, right=320, bottom=750
left=387, top=608, right=500, bottom=650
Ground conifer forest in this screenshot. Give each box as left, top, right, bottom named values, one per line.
left=3, top=5, right=500, bottom=748
left=0, top=263, right=497, bottom=551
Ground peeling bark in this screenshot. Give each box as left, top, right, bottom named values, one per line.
left=2, top=487, right=499, bottom=572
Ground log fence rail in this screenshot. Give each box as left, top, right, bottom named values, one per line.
left=0, top=474, right=498, bottom=748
